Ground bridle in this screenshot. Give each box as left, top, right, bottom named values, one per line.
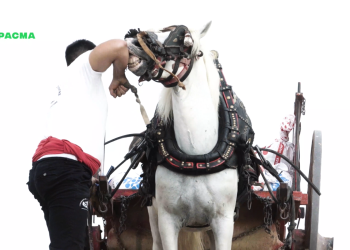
left=125, top=25, right=201, bottom=89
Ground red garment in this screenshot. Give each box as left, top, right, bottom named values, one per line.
left=32, top=136, right=100, bottom=174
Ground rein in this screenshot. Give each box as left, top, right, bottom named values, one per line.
left=249, top=144, right=321, bottom=208
left=255, top=146, right=321, bottom=195
left=104, top=132, right=146, bottom=179
left=102, top=80, right=151, bottom=188
left=105, top=133, right=144, bottom=146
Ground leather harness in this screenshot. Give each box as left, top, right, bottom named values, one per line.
left=125, top=26, right=196, bottom=89
left=99, top=27, right=321, bottom=242
left=151, top=57, right=255, bottom=175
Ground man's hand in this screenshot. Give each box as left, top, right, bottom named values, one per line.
left=89, top=39, right=130, bottom=98
left=109, top=78, right=129, bottom=98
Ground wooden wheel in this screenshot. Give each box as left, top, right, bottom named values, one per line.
left=305, top=131, right=322, bottom=250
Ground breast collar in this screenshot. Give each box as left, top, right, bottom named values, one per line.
left=152, top=56, right=255, bottom=175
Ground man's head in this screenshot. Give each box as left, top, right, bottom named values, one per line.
left=65, top=39, right=96, bottom=66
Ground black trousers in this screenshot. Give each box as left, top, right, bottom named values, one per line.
left=28, top=157, right=92, bottom=250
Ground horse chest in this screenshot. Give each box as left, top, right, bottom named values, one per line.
left=172, top=92, right=219, bottom=154
left=155, top=166, right=238, bottom=219
left=174, top=124, right=218, bottom=155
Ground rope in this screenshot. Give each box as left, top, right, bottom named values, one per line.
left=123, top=80, right=150, bottom=125
left=136, top=97, right=150, bottom=125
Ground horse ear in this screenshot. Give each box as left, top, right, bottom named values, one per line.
left=200, top=21, right=212, bottom=38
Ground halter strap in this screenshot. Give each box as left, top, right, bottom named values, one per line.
left=137, top=32, right=186, bottom=90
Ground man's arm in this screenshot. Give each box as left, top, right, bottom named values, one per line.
left=89, top=39, right=129, bottom=98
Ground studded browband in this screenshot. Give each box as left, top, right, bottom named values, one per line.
left=153, top=54, right=255, bottom=175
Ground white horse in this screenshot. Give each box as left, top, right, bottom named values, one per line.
left=126, top=22, right=238, bottom=250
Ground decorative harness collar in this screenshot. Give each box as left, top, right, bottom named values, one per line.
left=152, top=52, right=255, bottom=175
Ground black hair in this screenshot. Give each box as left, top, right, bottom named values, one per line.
left=65, top=39, right=96, bottom=66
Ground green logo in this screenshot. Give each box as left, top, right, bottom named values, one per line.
left=0, top=32, right=35, bottom=39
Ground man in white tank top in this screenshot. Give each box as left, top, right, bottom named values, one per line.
left=28, top=39, right=129, bottom=250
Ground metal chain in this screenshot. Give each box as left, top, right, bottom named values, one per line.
left=118, top=193, right=140, bottom=235
left=119, top=195, right=130, bottom=235
left=263, top=201, right=273, bottom=234
left=252, top=193, right=273, bottom=234
left=232, top=224, right=265, bottom=242
left=233, top=185, right=273, bottom=241
left=301, top=98, right=306, bottom=115
left=247, top=189, right=252, bottom=210
left=244, top=168, right=252, bottom=210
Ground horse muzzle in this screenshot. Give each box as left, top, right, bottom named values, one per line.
left=126, top=38, right=152, bottom=76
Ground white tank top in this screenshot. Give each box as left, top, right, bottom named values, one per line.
left=44, top=51, right=108, bottom=169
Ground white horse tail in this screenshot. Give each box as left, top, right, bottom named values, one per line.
left=178, top=230, right=204, bottom=250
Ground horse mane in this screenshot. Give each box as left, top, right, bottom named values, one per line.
left=157, top=29, right=220, bottom=123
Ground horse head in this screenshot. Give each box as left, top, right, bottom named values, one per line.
left=125, top=22, right=212, bottom=89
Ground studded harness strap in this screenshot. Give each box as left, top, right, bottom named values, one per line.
left=153, top=53, right=255, bottom=175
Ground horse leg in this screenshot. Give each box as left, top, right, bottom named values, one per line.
left=210, top=217, right=234, bottom=250
left=157, top=210, right=181, bottom=250
left=148, top=204, right=163, bottom=250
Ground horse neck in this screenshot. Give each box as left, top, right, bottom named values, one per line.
left=171, top=58, right=219, bottom=155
